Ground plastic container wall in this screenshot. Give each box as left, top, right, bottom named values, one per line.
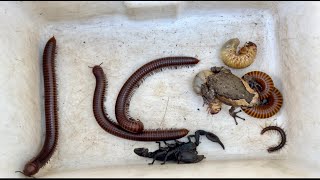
left=0, top=1, right=319, bottom=178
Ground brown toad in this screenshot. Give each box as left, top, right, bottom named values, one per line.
left=195, top=66, right=260, bottom=125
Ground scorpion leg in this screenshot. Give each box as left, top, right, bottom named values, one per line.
left=173, top=140, right=184, bottom=147
left=164, top=141, right=177, bottom=148
left=229, top=106, right=245, bottom=125
left=161, top=149, right=178, bottom=165
left=177, top=154, right=182, bottom=164
left=148, top=151, right=167, bottom=165
left=164, top=141, right=174, bottom=146
left=156, top=141, right=161, bottom=149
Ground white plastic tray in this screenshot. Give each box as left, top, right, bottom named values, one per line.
left=1, top=1, right=320, bottom=178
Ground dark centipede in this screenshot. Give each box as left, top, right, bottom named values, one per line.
left=92, top=65, right=189, bottom=141
left=261, top=126, right=286, bottom=153
left=242, top=88, right=283, bottom=119
left=18, top=37, right=59, bottom=177
left=242, top=71, right=275, bottom=99
left=115, top=56, right=200, bottom=133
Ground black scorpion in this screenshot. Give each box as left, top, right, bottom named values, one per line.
left=134, top=130, right=225, bottom=165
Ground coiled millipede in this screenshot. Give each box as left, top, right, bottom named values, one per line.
left=241, top=71, right=283, bottom=119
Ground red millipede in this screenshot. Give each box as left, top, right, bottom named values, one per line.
left=242, top=71, right=275, bottom=99
left=115, top=56, right=200, bottom=134
left=17, top=37, right=59, bottom=177
left=261, top=126, right=286, bottom=153
left=92, top=65, right=189, bottom=141
left=242, top=88, right=283, bottom=119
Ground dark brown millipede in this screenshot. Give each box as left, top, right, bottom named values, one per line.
left=17, top=36, right=59, bottom=177
left=115, top=56, right=200, bottom=134
left=242, top=88, right=283, bottom=119
left=92, top=65, right=189, bottom=141
left=261, top=125, right=286, bottom=153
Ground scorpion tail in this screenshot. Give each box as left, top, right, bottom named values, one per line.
left=205, top=132, right=225, bottom=150
left=193, top=130, right=225, bottom=150
left=195, top=130, right=207, bottom=136
left=193, top=130, right=209, bottom=146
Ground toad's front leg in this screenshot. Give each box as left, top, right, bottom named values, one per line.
left=207, top=98, right=222, bottom=115
left=229, top=106, right=246, bottom=125
left=200, top=84, right=216, bottom=106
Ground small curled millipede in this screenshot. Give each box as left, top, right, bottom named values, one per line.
left=115, top=56, right=200, bottom=134
left=241, top=71, right=283, bottom=119
left=16, top=37, right=59, bottom=177
left=261, top=126, right=286, bottom=153
left=91, top=64, right=189, bottom=141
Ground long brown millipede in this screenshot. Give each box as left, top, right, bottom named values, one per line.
left=17, top=37, right=59, bottom=177
left=242, top=71, right=275, bottom=99
left=242, top=88, right=283, bottom=119
left=261, top=125, right=286, bottom=153
left=220, top=38, right=257, bottom=69
left=92, top=65, right=189, bottom=141
left=115, top=56, right=200, bottom=134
